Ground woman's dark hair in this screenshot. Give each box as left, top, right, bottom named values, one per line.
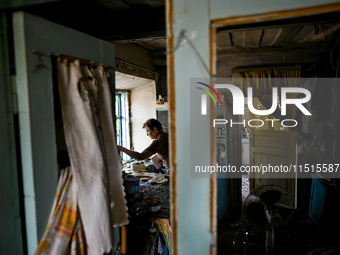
left=142, top=118, right=163, bottom=131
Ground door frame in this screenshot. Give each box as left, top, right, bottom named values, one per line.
left=208, top=2, right=340, bottom=254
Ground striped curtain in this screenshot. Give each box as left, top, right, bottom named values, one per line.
left=35, top=167, right=88, bottom=255
left=239, top=68, right=300, bottom=121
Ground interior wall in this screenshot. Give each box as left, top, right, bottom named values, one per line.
left=0, top=13, right=24, bottom=255
left=12, top=12, right=116, bottom=255
left=171, top=0, right=340, bottom=254
left=115, top=43, right=166, bottom=104
left=115, top=43, right=156, bottom=72
left=131, top=81, right=157, bottom=152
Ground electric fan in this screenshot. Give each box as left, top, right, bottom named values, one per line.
left=242, top=185, right=295, bottom=255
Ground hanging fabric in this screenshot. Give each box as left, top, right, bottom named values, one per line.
left=35, top=167, right=88, bottom=254
left=36, top=59, right=128, bottom=254
left=238, top=68, right=300, bottom=124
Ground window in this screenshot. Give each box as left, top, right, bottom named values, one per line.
left=155, top=109, right=168, bottom=133
left=115, top=91, right=130, bottom=160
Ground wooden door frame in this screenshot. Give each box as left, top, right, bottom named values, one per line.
left=209, top=2, right=340, bottom=254
left=167, top=1, right=340, bottom=254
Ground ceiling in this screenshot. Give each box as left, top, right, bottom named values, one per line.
left=25, top=0, right=166, bottom=43
left=23, top=1, right=340, bottom=72
left=24, top=0, right=167, bottom=65
left=216, top=13, right=340, bottom=69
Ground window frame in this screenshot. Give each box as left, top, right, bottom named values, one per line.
left=115, top=90, right=131, bottom=160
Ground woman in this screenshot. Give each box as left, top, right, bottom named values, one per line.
left=117, top=118, right=169, bottom=173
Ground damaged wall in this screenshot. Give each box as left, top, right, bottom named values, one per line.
left=171, top=0, right=340, bottom=254
left=131, top=81, right=157, bottom=151
left=115, top=43, right=156, bottom=72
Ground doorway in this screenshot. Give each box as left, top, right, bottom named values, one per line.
left=212, top=5, right=340, bottom=255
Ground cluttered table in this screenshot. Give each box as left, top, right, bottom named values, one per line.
left=122, top=159, right=171, bottom=255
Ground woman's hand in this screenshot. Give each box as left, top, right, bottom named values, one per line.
left=117, top=145, right=153, bottom=161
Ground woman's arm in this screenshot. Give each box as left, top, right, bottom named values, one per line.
left=117, top=145, right=153, bottom=160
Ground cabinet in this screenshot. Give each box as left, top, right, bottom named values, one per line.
left=308, top=176, right=339, bottom=227
left=156, top=109, right=168, bottom=133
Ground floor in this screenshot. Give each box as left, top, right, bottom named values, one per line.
left=218, top=216, right=340, bottom=255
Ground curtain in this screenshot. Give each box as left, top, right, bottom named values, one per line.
left=239, top=68, right=300, bottom=128
left=36, top=59, right=128, bottom=254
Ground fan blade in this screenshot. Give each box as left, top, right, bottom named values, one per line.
left=246, top=202, right=267, bottom=225
left=273, top=206, right=294, bottom=226
left=265, top=206, right=282, bottom=227
left=260, top=189, right=282, bottom=205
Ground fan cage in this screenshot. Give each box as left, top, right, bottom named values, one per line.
left=242, top=184, right=295, bottom=232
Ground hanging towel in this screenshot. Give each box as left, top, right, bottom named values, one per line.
left=91, top=66, right=129, bottom=226
left=154, top=218, right=172, bottom=255
left=56, top=59, right=128, bottom=254
left=35, top=167, right=88, bottom=255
